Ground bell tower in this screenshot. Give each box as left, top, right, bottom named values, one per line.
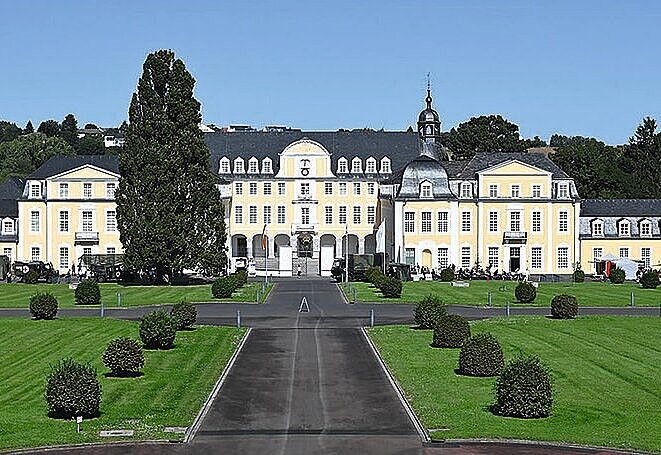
left=417, top=77, right=442, bottom=144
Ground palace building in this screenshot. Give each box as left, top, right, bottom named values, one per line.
left=4, top=91, right=660, bottom=278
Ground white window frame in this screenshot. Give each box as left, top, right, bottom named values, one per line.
left=618, top=220, right=630, bottom=237
left=30, top=211, right=40, bottom=232
left=421, top=211, right=432, bottom=233
left=59, top=246, right=69, bottom=269
left=531, top=247, right=543, bottom=269
left=263, top=182, right=272, bottom=196
left=461, top=246, right=471, bottom=268
left=234, top=206, right=243, bottom=224
left=460, top=182, right=472, bottom=198
left=437, top=211, right=448, bottom=233
left=510, top=211, right=521, bottom=232
left=325, top=206, right=333, bottom=224
left=558, top=182, right=569, bottom=199
left=404, top=212, right=415, bottom=233
left=640, top=220, right=652, bottom=237
left=248, top=157, right=259, bottom=174
left=488, top=184, right=498, bottom=198
left=488, top=211, right=498, bottom=233
left=30, top=183, right=41, bottom=198
left=278, top=182, right=286, bottom=195
left=339, top=182, right=347, bottom=195
left=262, top=158, right=273, bottom=174
left=324, top=182, right=333, bottom=195
left=219, top=157, right=230, bottom=174
left=83, top=183, right=92, bottom=199
left=353, top=182, right=361, bottom=195
left=488, top=247, right=499, bottom=268
left=366, top=157, right=376, bottom=174
left=234, top=158, right=245, bottom=174
left=367, top=206, right=376, bottom=225
left=106, top=210, right=117, bottom=232
left=249, top=182, right=257, bottom=196
left=301, top=207, right=310, bottom=225
left=532, top=184, right=541, bottom=198
left=532, top=211, right=542, bottom=233
left=510, top=184, right=520, bottom=198
left=619, top=247, right=629, bottom=258
left=420, top=181, right=432, bottom=198
left=263, top=206, right=271, bottom=224
left=339, top=206, right=347, bottom=225
left=31, top=246, right=40, bottom=262
left=351, top=157, right=362, bottom=173
left=558, top=210, right=568, bottom=233
left=353, top=206, right=361, bottom=224
left=249, top=206, right=257, bottom=224
left=81, top=211, right=93, bottom=232
left=59, top=211, right=69, bottom=233
left=337, top=158, right=348, bottom=174
left=557, top=247, right=569, bottom=269
left=461, top=211, right=471, bottom=232
left=59, top=183, right=69, bottom=198
left=106, top=182, right=116, bottom=199
left=380, top=157, right=391, bottom=174
left=277, top=206, right=286, bottom=224
left=641, top=247, right=651, bottom=268
left=2, top=220, right=14, bottom=234
left=437, top=248, right=449, bottom=269
left=592, top=220, right=603, bottom=236
left=235, top=182, right=243, bottom=195
left=367, top=182, right=375, bottom=195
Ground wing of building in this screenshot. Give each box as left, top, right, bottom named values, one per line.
left=1, top=91, right=659, bottom=278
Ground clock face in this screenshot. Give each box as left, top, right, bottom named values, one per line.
left=300, top=159, right=310, bottom=176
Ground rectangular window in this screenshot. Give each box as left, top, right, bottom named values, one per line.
left=235, top=182, right=243, bottom=195
left=83, top=247, right=92, bottom=256
left=437, top=248, right=449, bottom=269
left=30, top=211, right=40, bottom=232
left=619, top=247, right=629, bottom=258
left=367, top=182, right=375, bottom=195
left=234, top=160, right=244, bottom=173
left=263, top=206, right=272, bottom=224
left=461, top=246, right=471, bottom=268
left=641, top=247, right=651, bottom=268
left=420, top=183, right=432, bottom=198
left=300, top=182, right=310, bottom=197
left=59, top=183, right=69, bottom=198
left=324, top=182, right=332, bottom=195
left=106, top=182, right=116, bottom=199
left=82, top=211, right=93, bottom=232
left=532, top=185, right=541, bottom=198
left=249, top=160, right=258, bottom=173
left=301, top=207, right=310, bottom=225
left=352, top=159, right=362, bottom=173
left=557, top=247, right=569, bottom=269
left=461, top=183, right=471, bottom=198
left=106, top=210, right=116, bottom=232
left=461, top=211, right=471, bottom=232
left=405, top=248, right=415, bottom=265
left=619, top=222, right=630, bottom=237
left=83, top=183, right=92, bottom=199
left=559, top=211, right=568, bottom=232
left=488, top=247, right=499, bottom=268
left=277, top=206, right=285, bottom=224
left=437, top=211, right=448, bottom=233
left=353, top=206, right=361, bottom=224
left=339, top=182, right=347, bottom=195
left=338, top=160, right=348, bottom=173
left=235, top=206, right=243, bottom=224
left=532, top=211, right=542, bottom=233
left=404, top=212, right=415, bottom=233
left=421, top=211, right=432, bottom=233
left=592, top=247, right=603, bottom=261
left=2, top=220, right=13, bottom=234
left=339, top=206, right=347, bottom=225
left=249, top=182, right=257, bottom=195
left=220, top=161, right=230, bottom=174
left=278, top=182, right=286, bottom=195
left=59, top=211, right=69, bottom=233
left=592, top=222, right=603, bottom=236
left=366, top=160, right=376, bottom=173
left=558, top=183, right=569, bottom=198
left=31, top=247, right=40, bottom=262
left=489, top=184, right=498, bottom=198
left=262, top=160, right=272, bottom=174
left=367, top=206, right=376, bottom=224
left=488, top=211, right=498, bottom=232
left=325, top=206, right=333, bottom=224
left=641, top=222, right=651, bottom=237
left=510, top=211, right=521, bottom=232
left=59, top=247, right=69, bottom=269
left=263, top=182, right=272, bottom=196
left=30, top=184, right=40, bottom=198
left=531, top=247, right=542, bottom=269
left=510, top=185, right=520, bottom=198
left=107, top=247, right=116, bottom=255
left=3, top=247, right=12, bottom=257
left=353, top=182, right=361, bottom=195
left=381, top=159, right=391, bottom=173
left=249, top=206, right=257, bottom=224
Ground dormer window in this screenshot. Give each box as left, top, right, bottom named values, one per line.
left=234, top=158, right=245, bottom=174
left=338, top=158, right=348, bottom=174
left=351, top=157, right=362, bottom=173
left=219, top=157, right=230, bottom=174
left=460, top=182, right=472, bottom=198
left=591, top=220, right=603, bottom=237
left=248, top=157, right=259, bottom=174
left=366, top=157, right=376, bottom=174
left=558, top=182, right=569, bottom=199
left=640, top=220, right=652, bottom=237
left=380, top=157, right=391, bottom=173
left=420, top=181, right=433, bottom=198
left=618, top=220, right=630, bottom=237
left=30, top=183, right=41, bottom=199
left=262, top=158, right=273, bottom=174
left=3, top=220, right=14, bottom=234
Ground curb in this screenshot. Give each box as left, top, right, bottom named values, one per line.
left=336, top=283, right=351, bottom=305
left=184, top=327, right=252, bottom=442
left=360, top=327, right=430, bottom=444
left=2, top=440, right=175, bottom=454
left=430, top=438, right=654, bottom=454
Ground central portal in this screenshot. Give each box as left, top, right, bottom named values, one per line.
left=297, top=234, right=313, bottom=258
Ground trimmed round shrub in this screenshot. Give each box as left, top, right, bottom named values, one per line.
left=609, top=267, right=625, bottom=284
left=139, top=310, right=176, bottom=350
left=235, top=270, right=248, bottom=286
left=439, top=267, right=455, bottom=282
left=75, top=279, right=101, bottom=305
left=45, top=358, right=101, bottom=419
left=551, top=294, right=578, bottom=319
left=458, top=332, right=504, bottom=377
left=171, top=300, right=197, bottom=330
left=432, top=314, right=471, bottom=348
left=380, top=276, right=402, bottom=298
left=515, top=281, right=537, bottom=303
left=29, top=292, right=58, bottom=320
left=212, top=276, right=235, bottom=298
left=640, top=270, right=659, bottom=289
left=371, top=270, right=388, bottom=289
left=23, top=269, right=39, bottom=284
left=572, top=269, right=585, bottom=283
left=365, top=267, right=379, bottom=283
left=102, top=337, right=145, bottom=377
left=414, top=294, right=447, bottom=329
left=492, top=355, right=553, bottom=419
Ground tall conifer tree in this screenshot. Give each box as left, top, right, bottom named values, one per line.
left=116, top=50, right=227, bottom=280
left=60, top=113, right=79, bottom=147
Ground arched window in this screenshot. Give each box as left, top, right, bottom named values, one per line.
left=460, top=182, right=472, bottom=198
left=351, top=157, right=362, bottom=173
left=248, top=157, right=259, bottom=174
left=618, top=219, right=630, bottom=237
left=366, top=157, right=377, bottom=174
left=262, top=157, right=273, bottom=174
left=640, top=219, right=652, bottom=237
left=337, top=157, right=348, bottom=174
left=233, top=157, right=245, bottom=174
left=420, top=181, right=433, bottom=198
left=219, top=157, right=230, bottom=174
left=591, top=219, right=603, bottom=237
left=380, top=157, right=391, bottom=173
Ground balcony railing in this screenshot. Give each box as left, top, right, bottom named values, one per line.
left=503, top=231, right=527, bottom=243
left=75, top=231, right=99, bottom=243
left=291, top=223, right=317, bottom=233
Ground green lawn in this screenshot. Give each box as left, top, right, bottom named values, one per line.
left=0, top=317, right=246, bottom=450
left=368, top=317, right=661, bottom=453
left=0, top=282, right=273, bottom=308
left=342, top=280, right=660, bottom=306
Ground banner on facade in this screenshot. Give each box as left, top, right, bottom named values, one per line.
left=376, top=219, right=386, bottom=253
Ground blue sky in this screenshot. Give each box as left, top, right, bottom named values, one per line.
left=1, top=0, right=660, bottom=144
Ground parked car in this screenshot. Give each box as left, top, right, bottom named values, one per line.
left=11, top=261, right=59, bottom=283
left=77, top=254, right=124, bottom=282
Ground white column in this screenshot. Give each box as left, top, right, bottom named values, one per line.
left=394, top=201, right=404, bottom=263
left=268, top=237, right=275, bottom=259
left=358, top=237, right=365, bottom=254
left=450, top=201, right=460, bottom=267
left=336, top=236, right=344, bottom=258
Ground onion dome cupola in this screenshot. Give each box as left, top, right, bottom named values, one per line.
left=417, top=87, right=442, bottom=144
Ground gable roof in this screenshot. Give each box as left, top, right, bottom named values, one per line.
left=458, top=152, right=569, bottom=179
left=581, top=199, right=661, bottom=217
left=28, top=155, right=119, bottom=179
left=0, top=176, right=24, bottom=218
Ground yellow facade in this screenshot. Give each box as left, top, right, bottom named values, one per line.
left=581, top=239, right=660, bottom=273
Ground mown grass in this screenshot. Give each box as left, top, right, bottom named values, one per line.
left=368, top=317, right=661, bottom=453
left=0, top=317, right=246, bottom=450
left=342, top=280, right=660, bottom=306
left=0, top=282, right=273, bottom=308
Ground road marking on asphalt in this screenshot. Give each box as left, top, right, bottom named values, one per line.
left=298, top=296, right=310, bottom=312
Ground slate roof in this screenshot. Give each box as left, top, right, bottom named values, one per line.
left=0, top=176, right=24, bottom=218
left=458, top=152, right=569, bottom=179
left=204, top=131, right=422, bottom=176
left=27, top=155, right=119, bottom=179
left=581, top=199, right=661, bottom=217
left=396, top=155, right=456, bottom=200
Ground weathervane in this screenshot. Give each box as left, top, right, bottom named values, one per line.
left=426, top=73, right=431, bottom=91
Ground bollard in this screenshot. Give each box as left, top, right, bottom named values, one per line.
left=506, top=301, right=510, bottom=318
left=256, top=288, right=260, bottom=304
left=369, top=309, right=375, bottom=327
left=117, top=292, right=121, bottom=307
left=487, top=291, right=492, bottom=307
left=237, top=310, right=241, bottom=328
left=100, top=302, right=104, bottom=318
left=353, top=288, right=357, bottom=305
left=630, top=291, right=635, bottom=307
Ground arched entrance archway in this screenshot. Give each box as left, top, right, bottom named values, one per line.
left=364, top=234, right=376, bottom=254
left=274, top=234, right=290, bottom=257
left=320, top=234, right=336, bottom=276
left=341, top=234, right=359, bottom=255
left=231, top=234, right=247, bottom=257
left=297, top=233, right=313, bottom=258
left=422, top=249, right=432, bottom=269
left=252, top=234, right=267, bottom=258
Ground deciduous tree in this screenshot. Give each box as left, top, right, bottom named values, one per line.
left=441, top=115, right=528, bottom=160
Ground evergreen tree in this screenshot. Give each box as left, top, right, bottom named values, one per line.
left=623, top=117, right=661, bottom=198
left=37, top=119, right=60, bottom=137
left=75, top=135, right=105, bottom=155
left=24, top=120, right=34, bottom=134
left=441, top=115, right=528, bottom=160
left=60, top=113, right=79, bottom=147
left=0, top=121, right=22, bottom=142
left=116, top=50, right=227, bottom=280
